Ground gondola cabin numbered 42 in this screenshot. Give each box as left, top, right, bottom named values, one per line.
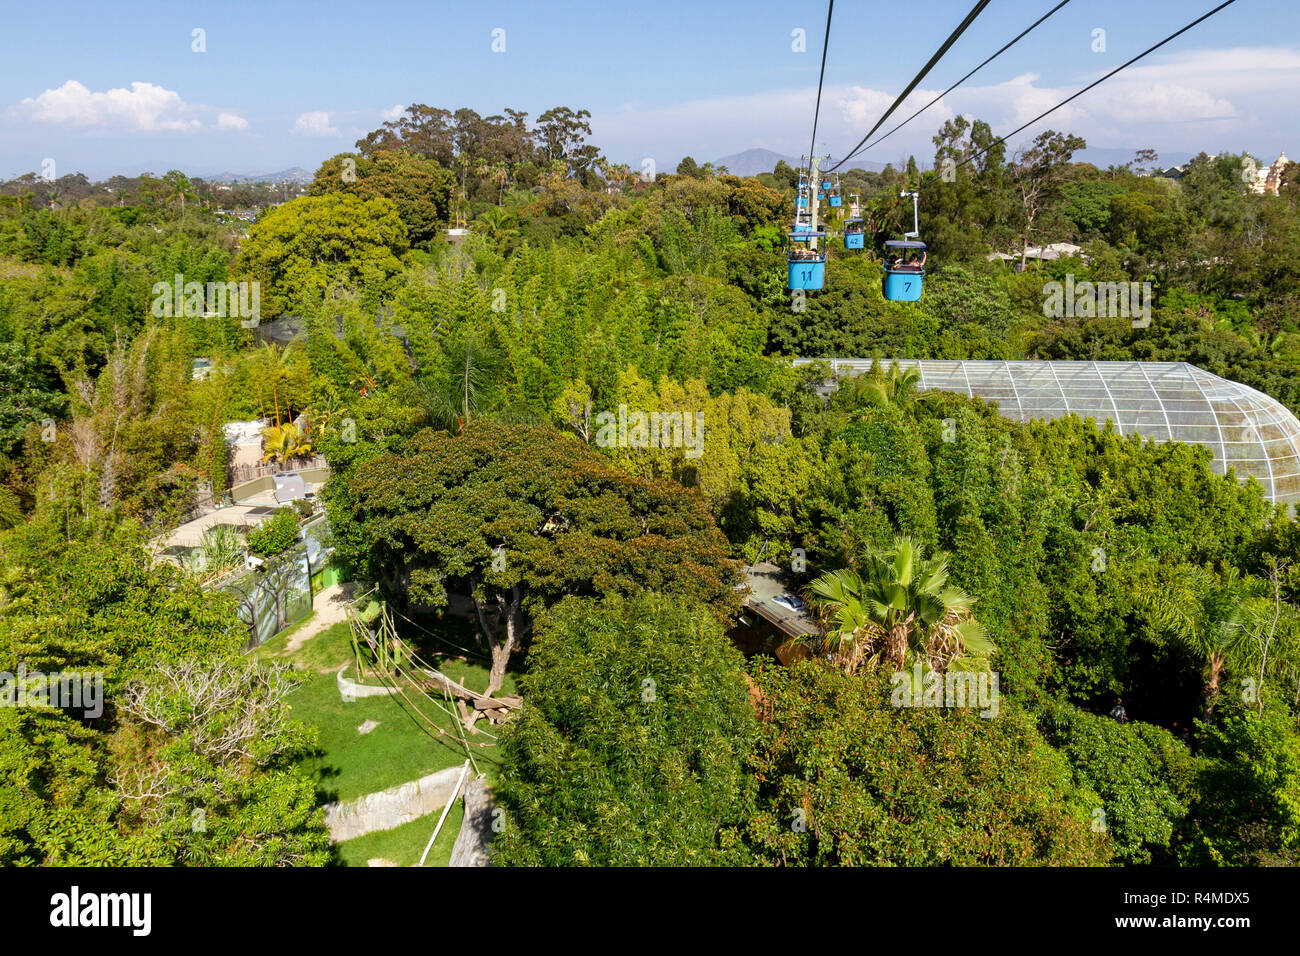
left=843, top=218, right=864, bottom=250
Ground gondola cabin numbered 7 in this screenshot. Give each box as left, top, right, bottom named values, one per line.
left=883, top=191, right=926, bottom=301
left=883, top=239, right=926, bottom=301
left=788, top=231, right=826, bottom=291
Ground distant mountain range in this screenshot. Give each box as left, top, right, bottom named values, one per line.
left=714, top=148, right=886, bottom=177
left=205, top=167, right=314, bottom=184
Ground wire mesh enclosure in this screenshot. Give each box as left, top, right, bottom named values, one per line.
left=796, top=359, right=1300, bottom=506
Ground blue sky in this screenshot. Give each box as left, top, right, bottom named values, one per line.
left=1, top=0, right=1296, bottom=179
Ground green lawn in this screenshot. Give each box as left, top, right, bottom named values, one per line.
left=335, top=800, right=465, bottom=867
left=288, top=667, right=504, bottom=804
left=269, top=604, right=513, bottom=865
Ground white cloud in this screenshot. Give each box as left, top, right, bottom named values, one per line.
left=380, top=103, right=405, bottom=122
left=589, top=45, right=1297, bottom=168
left=292, top=111, right=340, bottom=137
left=11, top=80, right=200, bottom=131
left=216, top=112, right=249, bottom=131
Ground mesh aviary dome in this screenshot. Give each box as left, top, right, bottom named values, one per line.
left=795, top=359, right=1300, bottom=506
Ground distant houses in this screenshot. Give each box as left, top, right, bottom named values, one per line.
left=1155, top=151, right=1290, bottom=195
left=1250, top=152, right=1290, bottom=196
left=988, top=242, right=1087, bottom=270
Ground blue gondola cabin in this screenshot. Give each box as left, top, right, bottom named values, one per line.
left=843, top=218, right=864, bottom=250
left=788, top=231, right=826, bottom=291
left=883, top=239, right=926, bottom=301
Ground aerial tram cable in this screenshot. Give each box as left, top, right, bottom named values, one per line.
left=828, top=0, right=993, bottom=172
left=870, top=0, right=1237, bottom=302
left=839, top=0, right=1072, bottom=167
left=804, top=0, right=835, bottom=183
left=788, top=0, right=834, bottom=291
left=923, top=0, right=1239, bottom=184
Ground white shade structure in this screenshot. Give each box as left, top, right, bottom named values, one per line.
left=794, top=359, right=1300, bottom=506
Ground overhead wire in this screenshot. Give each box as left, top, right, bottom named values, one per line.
left=803, top=0, right=835, bottom=183
left=929, top=0, right=1239, bottom=184
left=828, top=0, right=993, bottom=171
left=839, top=0, right=1072, bottom=166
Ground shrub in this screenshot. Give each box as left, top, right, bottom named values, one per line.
left=246, top=507, right=300, bottom=557
left=745, top=661, right=1112, bottom=866
left=492, top=592, right=757, bottom=866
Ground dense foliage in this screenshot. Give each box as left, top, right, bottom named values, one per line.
left=2, top=101, right=1299, bottom=866
left=493, top=593, right=757, bottom=866
left=745, top=661, right=1110, bottom=866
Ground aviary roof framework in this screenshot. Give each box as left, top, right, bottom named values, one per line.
left=799, top=359, right=1300, bottom=506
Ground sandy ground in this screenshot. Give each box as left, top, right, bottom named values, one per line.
left=283, top=581, right=357, bottom=657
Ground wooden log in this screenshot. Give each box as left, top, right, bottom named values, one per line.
left=423, top=669, right=521, bottom=712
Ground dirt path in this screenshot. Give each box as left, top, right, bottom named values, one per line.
left=283, top=581, right=356, bottom=656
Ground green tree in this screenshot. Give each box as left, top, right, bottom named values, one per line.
left=1134, top=564, right=1267, bottom=717
left=806, top=536, right=994, bottom=673
left=745, top=661, right=1111, bottom=865
left=0, top=532, right=329, bottom=865
left=533, top=107, right=598, bottom=179
left=1039, top=702, right=1191, bottom=864
left=161, top=170, right=196, bottom=221
left=309, top=151, right=455, bottom=245
left=418, top=333, right=506, bottom=432
left=344, top=422, right=740, bottom=694
left=1177, top=698, right=1300, bottom=865
left=493, top=592, right=757, bottom=866
left=237, top=193, right=409, bottom=317
left=0, top=342, right=67, bottom=457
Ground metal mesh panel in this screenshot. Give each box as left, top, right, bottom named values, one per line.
left=797, top=359, right=1300, bottom=506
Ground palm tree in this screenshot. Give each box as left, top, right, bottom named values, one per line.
left=419, top=335, right=504, bottom=433
left=850, top=361, right=921, bottom=411
left=492, top=162, right=509, bottom=204
left=249, top=343, right=299, bottom=425
left=162, top=170, right=196, bottom=220
left=608, top=162, right=634, bottom=191
left=473, top=206, right=519, bottom=246
left=806, top=536, right=994, bottom=674
left=1135, top=564, right=1266, bottom=717
left=262, top=421, right=312, bottom=464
